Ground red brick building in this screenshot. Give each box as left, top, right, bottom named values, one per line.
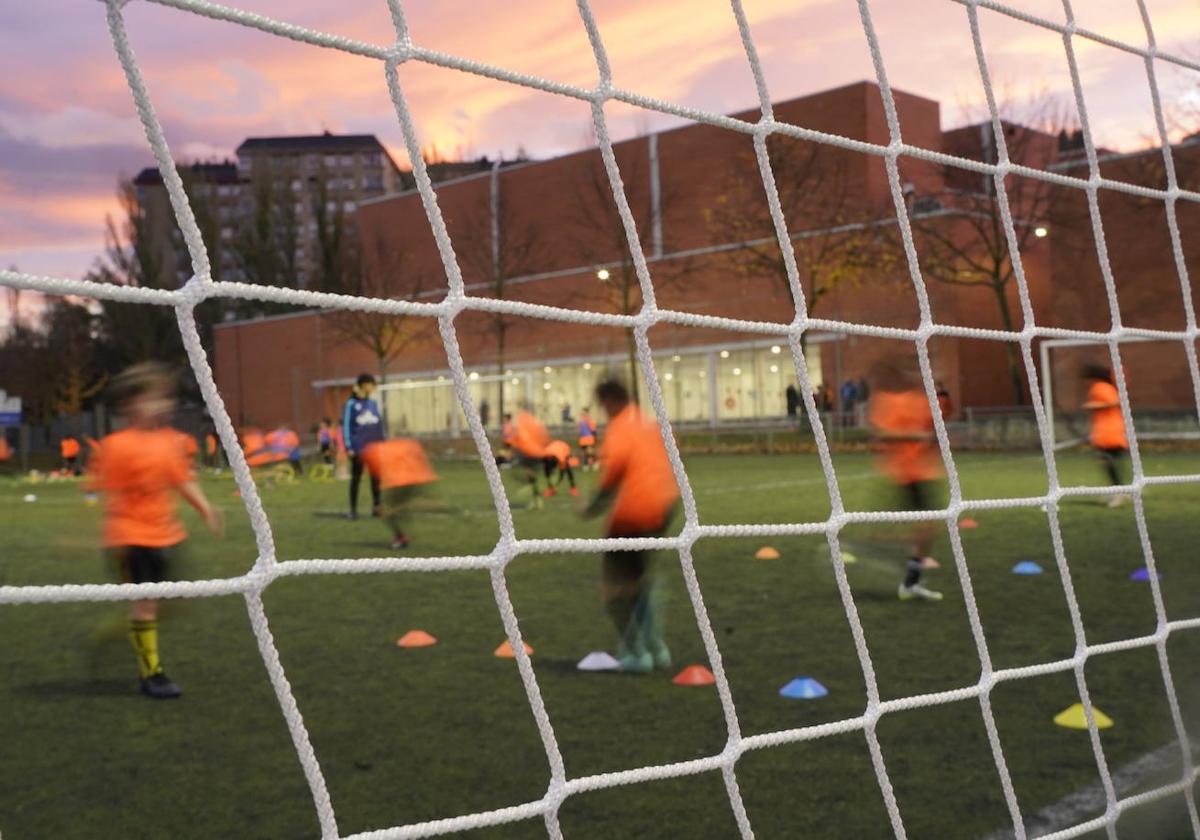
left=210, top=81, right=1199, bottom=436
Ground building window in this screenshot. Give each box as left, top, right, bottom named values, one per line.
left=343, top=200, right=355, bottom=213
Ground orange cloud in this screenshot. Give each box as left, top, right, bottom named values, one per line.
left=1, top=0, right=1196, bottom=282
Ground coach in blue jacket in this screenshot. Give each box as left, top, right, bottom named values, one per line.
left=343, top=373, right=385, bottom=519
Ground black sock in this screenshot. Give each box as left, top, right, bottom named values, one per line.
left=1105, top=461, right=1121, bottom=486
left=904, top=557, right=921, bottom=588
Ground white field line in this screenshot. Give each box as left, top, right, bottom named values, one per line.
left=981, top=740, right=1197, bottom=840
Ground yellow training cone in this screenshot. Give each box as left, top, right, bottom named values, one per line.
left=1053, top=703, right=1114, bottom=730
left=755, top=546, right=781, bottom=560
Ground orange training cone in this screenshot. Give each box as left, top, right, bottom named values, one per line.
left=959, top=518, right=978, bottom=529
left=396, top=630, right=437, bottom=648
left=673, top=665, right=716, bottom=686
left=494, top=639, right=534, bottom=658
left=755, top=546, right=781, bottom=560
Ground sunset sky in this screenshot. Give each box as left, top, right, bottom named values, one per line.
left=1, top=0, right=1197, bottom=287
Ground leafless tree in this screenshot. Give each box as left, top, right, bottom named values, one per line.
left=85, top=181, right=188, bottom=368
left=907, top=96, right=1071, bottom=404
left=325, top=234, right=434, bottom=391
left=707, top=136, right=900, bottom=353
left=230, top=168, right=300, bottom=316
left=570, top=150, right=688, bottom=403
left=459, top=175, right=545, bottom=420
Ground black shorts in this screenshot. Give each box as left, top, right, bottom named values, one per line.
left=112, top=546, right=172, bottom=585
left=901, top=481, right=936, bottom=512
left=1096, top=447, right=1126, bottom=460
left=514, top=451, right=542, bottom=471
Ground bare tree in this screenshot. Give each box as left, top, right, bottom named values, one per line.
left=459, top=172, right=544, bottom=420
left=325, top=234, right=434, bottom=389
left=86, top=181, right=187, bottom=368
left=571, top=149, right=687, bottom=403
left=230, top=168, right=300, bottom=316
left=707, top=136, right=899, bottom=351
left=45, top=301, right=107, bottom=416
left=312, top=177, right=352, bottom=295
left=907, top=97, right=1069, bottom=404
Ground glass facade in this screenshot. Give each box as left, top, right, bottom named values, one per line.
left=373, top=341, right=827, bottom=436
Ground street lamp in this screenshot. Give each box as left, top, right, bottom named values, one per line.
left=1034, top=226, right=1049, bottom=238
left=596, top=268, right=611, bottom=281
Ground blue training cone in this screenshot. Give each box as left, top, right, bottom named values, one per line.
left=1130, top=567, right=1162, bottom=582
left=780, top=677, right=828, bottom=700
left=1013, top=561, right=1044, bottom=576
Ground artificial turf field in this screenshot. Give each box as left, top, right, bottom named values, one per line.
left=4, top=450, right=1200, bottom=840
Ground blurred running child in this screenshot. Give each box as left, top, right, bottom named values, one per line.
left=240, top=425, right=273, bottom=468
left=88, top=362, right=222, bottom=699
left=868, top=356, right=944, bottom=602
left=577, top=407, right=598, bottom=468
left=204, top=430, right=219, bottom=470
left=361, top=438, right=438, bottom=549
left=496, top=412, right=516, bottom=465
left=510, top=406, right=550, bottom=504
left=542, top=439, right=578, bottom=497
left=266, top=423, right=302, bottom=475
left=1082, top=364, right=1130, bottom=507
left=343, top=374, right=384, bottom=518
left=61, top=435, right=81, bottom=475
left=583, top=380, right=679, bottom=673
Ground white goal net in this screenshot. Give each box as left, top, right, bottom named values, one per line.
left=3, top=1, right=1200, bottom=839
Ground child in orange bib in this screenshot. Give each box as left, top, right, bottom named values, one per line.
left=1082, top=364, right=1130, bottom=507
left=361, top=438, right=438, bottom=549
left=88, top=363, right=222, bottom=699
left=583, top=380, right=679, bottom=673
left=869, top=356, right=944, bottom=603
left=509, top=408, right=551, bottom=504
left=541, top=439, right=578, bottom=498
left=60, top=436, right=81, bottom=475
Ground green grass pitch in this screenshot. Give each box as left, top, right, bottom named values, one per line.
left=3, top=450, right=1200, bottom=839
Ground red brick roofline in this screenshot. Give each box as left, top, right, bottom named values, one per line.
left=1049, top=133, right=1200, bottom=172
left=360, top=80, right=936, bottom=210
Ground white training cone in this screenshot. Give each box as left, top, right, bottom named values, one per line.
left=577, top=651, right=621, bottom=672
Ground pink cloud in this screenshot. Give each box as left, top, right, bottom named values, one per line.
left=0, top=0, right=1196, bottom=284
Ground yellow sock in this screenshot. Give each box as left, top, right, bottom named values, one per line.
left=129, top=619, right=162, bottom=680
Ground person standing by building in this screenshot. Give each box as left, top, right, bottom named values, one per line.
left=785, top=384, right=800, bottom=423
left=935, top=381, right=953, bottom=420
left=840, top=378, right=859, bottom=424
left=343, top=374, right=385, bottom=519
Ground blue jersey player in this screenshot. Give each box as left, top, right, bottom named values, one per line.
left=342, top=373, right=385, bottom=519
